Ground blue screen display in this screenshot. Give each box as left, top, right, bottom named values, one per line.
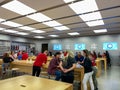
left=53, top=44, right=62, bottom=50
left=74, top=44, right=86, bottom=50
left=103, top=42, right=118, bottom=50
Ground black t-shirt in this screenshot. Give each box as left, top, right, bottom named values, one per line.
left=3, top=57, right=14, bottom=63
left=61, top=56, right=75, bottom=76
left=83, top=57, right=92, bottom=73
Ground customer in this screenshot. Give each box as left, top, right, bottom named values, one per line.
left=48, top=52, right=61, bottom=80
left=2, top=53, right=14, bottom=74
left=106, top=51, right=111, bottom=67
left=32, top=50, right=48, bottom=77
left=75, top=52, right=84, bottom=64
left=9, top=51, right=17, bottom=59
left=60, top=51, right=76, bottom=83
left=22, top=51, right=28, bottom=60
left=82, top=49, right=94, bottom=90
left=89, top=53, right=98, bottom=90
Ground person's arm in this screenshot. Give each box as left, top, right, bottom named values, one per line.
left=64, top=64, right=76, bottom=73
left=59, top=61, right=64, bottom=71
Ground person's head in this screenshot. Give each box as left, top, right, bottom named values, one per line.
left=77, top=52, right=82, bottom=57
left=82, top=49, right=89, bottom=57
left=67, top=51, right=74, bottom=58
left=11, top=51, right=14, bottom=55
left=54, top=52, right=61, bottom=58
left=88, top=53, right=94, bottom=60
left=43, top=50, right=48, bottom=55
left=3, top=53, right=9, bottom=58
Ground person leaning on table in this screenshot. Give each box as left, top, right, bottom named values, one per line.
left=82, top=49, right=94, bottom=90
left=32, top=50, right=48, bottom=77
left=48, top=52, right=61, bottom=81
left=59, top=51, right=76, bottom=84
left=2, top=53, right=14, bottom=74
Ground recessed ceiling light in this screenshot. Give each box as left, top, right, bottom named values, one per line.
left=27, top=13, right=51, bottom=22
left=64, top=0, right=104, bottom=26
left=19, top=26, right=35, bottom=30
left=2, top=0, right=35, bottom=15
left=0, top=18, right=5, bottom=22
left=63, top=0, right=76, bottom=3
left=1, top=18, right=35, bottom=31
left=4, top=29, right=18, bottom=33
left=2, top=0, right=69, bottom=31
left=0, top=27, right=4, bottom=30
left=68, top=32, right=80, bottom=35
left=94, top=29, right=107, bottom=33
left=17, top=32, right=29, bottom=35
left=34, top=36, right=45, bottom=38
left=54, top=26, right=70, bottom=31
left=31, top=30, right=45, bottom=33
left=43, top=21, right=61, bottom=27
left=49, top=35, right=59, bottom=37
left=2, top=21, right=21, bottom=27
left=86, top=20, right=104, bottom=26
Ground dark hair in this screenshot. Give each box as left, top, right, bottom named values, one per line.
left=54, top=52, right=61, bottom=57
left=83, top=49, right=89, bottom=57
left=3, top=53, right=9, bottom=58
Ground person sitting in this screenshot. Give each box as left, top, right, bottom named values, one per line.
left=75, top=52, right=84, bottom=64
left=48, top=52, right=61, bottom=81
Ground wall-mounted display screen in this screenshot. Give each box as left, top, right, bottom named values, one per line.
left=74, top=43, right=85, bottom=50
left=53, top=44, right=62, bottom=50
left=103, top=42, right=118, bottom=50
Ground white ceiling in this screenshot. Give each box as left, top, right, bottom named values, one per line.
left=0, top=0, right=120, bottom=39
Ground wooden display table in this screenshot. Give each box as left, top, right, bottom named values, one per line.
left=0, top=59, right=84, bottom=90
left=96, top=58, right=107, bottom=71
left=0, top=75, right=73, bottom=90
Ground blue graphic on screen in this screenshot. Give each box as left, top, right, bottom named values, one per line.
left=53, top=44, right=62, bottom=50
left=103, top=42, right=118, bottom=50
left=74, top=44, right=86, bottom=50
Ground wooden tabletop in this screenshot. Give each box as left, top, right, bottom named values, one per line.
left=0, top=75, right=73, bottom=90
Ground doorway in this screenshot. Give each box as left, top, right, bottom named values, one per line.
left=41, top=43, right=48, bottom=53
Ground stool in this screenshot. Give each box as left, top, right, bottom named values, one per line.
left=12, top=68, right=20, bottom=77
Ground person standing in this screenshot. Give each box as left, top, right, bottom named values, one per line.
left=82, top=49, right=94, bottom=90
left=32, top=50, right=48, bottom=77
left=89, top=53, right=98, bottom=90
left=60, top=51, right=76, bottom=83
left=2, top=53, right=14, bottom=74
left=48, top=52, right=61, bottom=80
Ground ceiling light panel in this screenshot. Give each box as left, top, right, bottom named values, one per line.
left=0, top=18, right=35, bottom=31
left=49, top=35, right=59, bottom=37
left=68, top=32, right=80, bottom=35
left=31, top=30, right=45, bottom=33
left=2, top=0, right=35, bottom=15
left=4, top=29, right=18, bottom=33
left=0, top=27, right=5, bottom=30
left=94, top=29, right=107, bottom=33
left=63, top=0, right=76, bottom=3
left=2, top=0, right=69, bottom=30
left=64, top=0, right=104, bottom=26
left=54, top=26, right=70, bottom=31
left=17, top=32, right=29, bottom=35
left=34, top=36, right=45, bottom=38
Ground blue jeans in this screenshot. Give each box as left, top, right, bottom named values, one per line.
left=55, top=70, right=61, bottom=81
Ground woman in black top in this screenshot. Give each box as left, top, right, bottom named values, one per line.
left=60, top=51, right=76, bottom=83
left=82, top=50, right=94, bottom=90
left=2, top=53, right=14, bottom=74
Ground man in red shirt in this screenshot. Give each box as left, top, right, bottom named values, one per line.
left=22, top=51, right=28, bottom=60
left=32, top=50, right=48, bottom=77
